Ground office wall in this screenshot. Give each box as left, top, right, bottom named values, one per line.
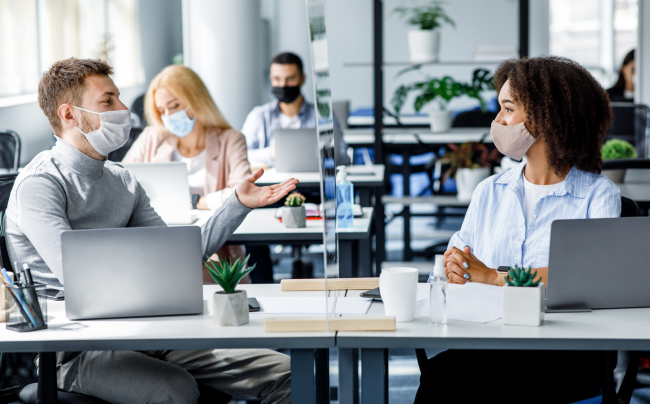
left=639, top=0, right=650, bottom=106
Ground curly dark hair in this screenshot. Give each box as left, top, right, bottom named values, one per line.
left=493, top=56, right=612, bottom=174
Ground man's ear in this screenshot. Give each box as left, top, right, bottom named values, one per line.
left=300, top=74, right=306, bottom=86
left=58, top=104, right=79, bottom=129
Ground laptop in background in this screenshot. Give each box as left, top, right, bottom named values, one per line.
left=62, top=226, right=204, bottom=320
left=546, top=217, right=650, bottom=310
left=274, top=128, right=351, bottom=173
left=121, top=162, right=194, bottom=225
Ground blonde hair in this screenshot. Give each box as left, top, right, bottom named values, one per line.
left=145, top=65, right=231, bottom=132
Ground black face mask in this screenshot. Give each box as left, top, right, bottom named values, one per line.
left=272, top=86, right=301, bottom=104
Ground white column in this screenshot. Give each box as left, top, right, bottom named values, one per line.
left=528, top=0, right=550, bottom=58
left=638, top=0, right=650, bottom=105
left=182, top=0, right=262, bottom=130
left=276, top=0, right=313, bottom=103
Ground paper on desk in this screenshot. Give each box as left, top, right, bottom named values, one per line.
left=415, top=282, right=502, bottom=323
left=253, top=297, right=372, bottom=315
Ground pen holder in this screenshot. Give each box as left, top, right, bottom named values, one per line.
left=4, top=283, right=47, bottom=332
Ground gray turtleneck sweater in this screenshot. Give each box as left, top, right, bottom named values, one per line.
left=6, top=138, right=251, bottom=288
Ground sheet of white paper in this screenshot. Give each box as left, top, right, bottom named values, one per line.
left=415, top=282, right=502, bottom=323
left=252, top=297, right=372, bottom=315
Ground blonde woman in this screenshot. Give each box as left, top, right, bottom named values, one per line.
left=124, top=65, right=251, bottom=281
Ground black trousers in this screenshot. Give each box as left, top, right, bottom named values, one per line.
left=414, top=350, right=605, bottom=404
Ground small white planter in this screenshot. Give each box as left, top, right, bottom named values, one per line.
left=213, top=290, right=249, bottom=326
left=502, top=283, right=545, bottom=326
left=428, top=110, right=452, bottom=133
left=282, top=206, right=306, bottom=228
left=602, top=169, right=626, bottom=183
left=455, top=167, right=490, bottom=201
left=408, top=29, right=440, bottom=64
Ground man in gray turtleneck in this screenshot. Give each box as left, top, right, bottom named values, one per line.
left=6, top=58, right=297, bottom=403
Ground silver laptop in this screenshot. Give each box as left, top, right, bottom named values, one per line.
left=121, top=162, right=194, bottom=225
left=274, top=128, right=350, bottom=173
left=546, top=217, right=650, bottom=310
left=62, top=226, right=203, bottom=320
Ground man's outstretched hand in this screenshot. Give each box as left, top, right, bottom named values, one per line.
left=235, top=169, right=299, bottom=209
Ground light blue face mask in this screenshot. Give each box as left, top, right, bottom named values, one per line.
left=161, top=109, right=196, bottom=138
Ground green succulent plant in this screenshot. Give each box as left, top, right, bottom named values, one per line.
left=206, top=255, right=256, bottom=294
left=601, top=139, right=637, bottom=160
left=284, top=193, right=306, bottom=207
left=505, top=266, right=541, bottom=287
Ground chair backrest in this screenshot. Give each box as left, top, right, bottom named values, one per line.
left=0, top=130, right=21, bottom=173
left=107, top=127, right=143, bottom=162
left=607, top=103, right=650, bottom=158
left=0, top=173, right=18, bottom=272
left=130, top=93, right=146, bottom=127
left=621, top=196, right=639, bottom=218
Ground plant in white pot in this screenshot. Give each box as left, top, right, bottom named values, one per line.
left=601, top=139, right=637, bottom=183
left=394, top=2, right=455, bottom=64
left=207, top=255, right=256, bottom=326
left=282, top=193, right=307, bottom=228
left=440, top=141, right=500, bottom=201
left=391, top=68, right=493, bottom=132
left=502, top=266, right=545, bottom=327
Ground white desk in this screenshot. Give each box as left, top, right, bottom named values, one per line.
left=193, top=208, right=374, bottom=278
left=337, top=288, right=650, bottom=404
left=0, top=284, right=334, bottom=404
left=344, top=127, right=492, bottom=146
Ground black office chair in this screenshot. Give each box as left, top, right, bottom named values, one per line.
left=606, top=103, right=650, bottom=158
left=130, top=94, right=146, bottom=127
left=0, top=130, right=21, bottom=173
left=107, top=127, right=143, bottom=162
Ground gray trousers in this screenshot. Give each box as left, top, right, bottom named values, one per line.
left=55, top=349, right=291, bottom=404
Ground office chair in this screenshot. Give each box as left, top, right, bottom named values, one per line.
left=130, top=94, right=146, bottom=127
left=414, top=195, right=640, bottom=404
left=0, top=130, right=21, bottom=173
left=107, top=127, right=143, bottom=162
left=606, top=103, right=650, bottom=158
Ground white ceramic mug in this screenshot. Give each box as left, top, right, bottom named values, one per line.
left=379, top=267, right=418, bottom=322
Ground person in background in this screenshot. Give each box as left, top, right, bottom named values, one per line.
left=607, top=49, right=635, bottom=102
left=123, top=65, right=251, bottom=281
left=416, top=57, right=620, bottom=403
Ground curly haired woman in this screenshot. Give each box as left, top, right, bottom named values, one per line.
left=416, top=57, right=620, bottom=404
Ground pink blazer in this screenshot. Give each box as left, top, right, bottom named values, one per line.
left=123, top=125, right=252, bottom=195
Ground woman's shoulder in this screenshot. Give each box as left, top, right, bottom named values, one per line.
left=575, top=169, right=621, bottom=196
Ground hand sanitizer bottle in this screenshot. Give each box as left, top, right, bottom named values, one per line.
left=429, top=255, right=448, bottom=325
left=336, top=166, right=354, bottom=228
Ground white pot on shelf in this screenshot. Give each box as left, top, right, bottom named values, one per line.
left=428, top=110, right=453, bottom=133
left=455, top=167, right=490, bottom=201
left=502, top=283, right=545, bottom=326
left=408, top=29, right=440, bottom=64
left=213, top=290, right=249, bottom=327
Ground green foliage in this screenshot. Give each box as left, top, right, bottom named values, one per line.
left=601, top=139, right=637, bottom=160
left=439, top=142, right=501, bottom=183
left=505, top=266, right=541, bottom=287
left=391, top=69, right=494, bottom=114
left=284, top=193, right=306, bottom=207
left=394, top=2, right=455, bottom=30
left=206, top=254, right=256, bottom=294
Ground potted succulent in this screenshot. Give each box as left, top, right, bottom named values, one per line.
left=207, top=255, right=256, bottom=326
left=282, top=193, right=307, bottom=228
left=394, top=2, right=455, bottom=63
left=440, top=141, right=500, bottom=201
left=392, top=69, right=493, bottom=132
left=502, top=266, right=545, bottom=327
left=601, top=139, right=637, bottom=183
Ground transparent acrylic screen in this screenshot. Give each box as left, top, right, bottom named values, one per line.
left=305, top=0, right=339, bottom=329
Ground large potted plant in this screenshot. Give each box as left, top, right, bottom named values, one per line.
left=207, top=255, right=256, bottom=326
left=282, top=193, right=307, bottom=228
left=440, top=141, right=500, bottom=201
left=601, top=139, right=637, bottom=183
left=502, top=266, right=544, bottom=327
left=391, top=69, right=493, bottom=132
left=394, top=2, right=455, bottom=63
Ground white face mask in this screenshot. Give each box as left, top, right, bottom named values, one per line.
left=73, top=106, right=132, bottom=157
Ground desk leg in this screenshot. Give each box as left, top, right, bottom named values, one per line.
left=315, top=349, right=330, bottom=404
left=339, top=348, right=359, bottom=404
left=360, top=348, right=388, bottom=404
left=38, top=352, right=58, bottom=404
left=291, top=349, right=315, bottom=404
left=339, top=240, right=354, bottom=278
left=358, top=188, right=371, bottom=207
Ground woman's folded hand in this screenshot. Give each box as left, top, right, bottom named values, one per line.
left=444, top=246, right=498, bottom=286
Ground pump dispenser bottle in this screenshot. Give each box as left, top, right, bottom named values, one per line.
left=429, top=255, right=448, bottom=325
left=336, top=166, right=354, bottom=228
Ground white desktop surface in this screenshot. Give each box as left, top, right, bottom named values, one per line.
left=339, top=287, right=650, bottom=350
left=0, top=285, right=334, bottom=352
left=192, top=207, right=373, bottom=241
left=344, top=128, right=492, bottom=145
left=255, top=165, right=385, bottom=187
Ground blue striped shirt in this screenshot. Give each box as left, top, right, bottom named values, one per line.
left=442, top=162, right=621, bottom=271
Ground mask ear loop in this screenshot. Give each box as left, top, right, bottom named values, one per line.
left=71, top=105, right=100, bottom=135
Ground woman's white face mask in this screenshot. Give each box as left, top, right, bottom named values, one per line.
left=73, top=106, right=132, bottom=157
